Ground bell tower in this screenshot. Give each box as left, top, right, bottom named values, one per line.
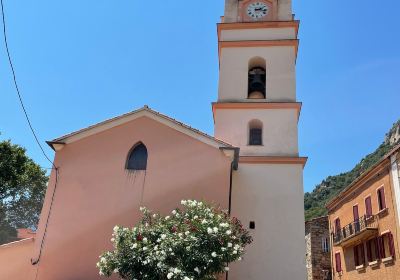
left=213, top=1, right=307, bottom=279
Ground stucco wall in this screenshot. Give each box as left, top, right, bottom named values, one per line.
left=30, top=116, right=232, bottom=280
left=0, top=238, right=35, bottom=278
left=229, top=163, right=306, bottom=280
left=220, top=27, right=296, bottom=41
left=218, top=47, right=296, bottom=102
left=214, top=108, right=298, bottom=156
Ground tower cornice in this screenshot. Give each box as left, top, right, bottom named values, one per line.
left=239, top=155, right=308, bottom=168
left=217, top=20, right=300, bottom=41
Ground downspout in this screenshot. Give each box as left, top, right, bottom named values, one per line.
left=221, top=147, right=239, bottom=280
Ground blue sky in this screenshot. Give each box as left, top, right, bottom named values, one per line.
left=1, top=1, right=399, bottom=193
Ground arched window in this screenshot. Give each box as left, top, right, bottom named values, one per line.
left=248, top=57, right=266, bottom=99
left=249, top=120, right=263, bottom=146
left=126, top=142, right=148, bottom=170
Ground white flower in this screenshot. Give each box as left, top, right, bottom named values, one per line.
left=184, top=277, right=191, bottom=280
left=201, top=219, right=207, bottom=224
left=233, top=250, right=237, bottom=254
left=172, top=210, right=177, bottom=215
left=131, top=243, right=137, bottom=249
left=167, top=272, right=174, bottom=279
left=226, top=230, right=232, bottom=235
left=181, top=200, right=187, bottom=205
left=100, top=257, right=106, bottom=262
left=113, top=225, right=119, bottom=232
left=194, top=267, right=200, bottom=274
left=165, top=216, right=170, bottom=220
left=224, top=267, right=230, bottom=271
left=213, top=227, right=218, bottom=233
left=139, top=206, right=146, bottom=211
left=142, top=246, right=147, bottom=251
left=238, top=257, right=242, bottom=261
left=161, top=234, right=167, bottom=239
left=173, top=268, right=181, bottom=274
left=227, top=242, right=232, bottom=247
left=143, top=237, right=148, bottom=243
left=113, top=268, right=119, bottom=273
left=219, top=223, right=228, bottom=228
left=207, top=228, right=213, bottom=234
left=110, top=238, right=115, bottom=242
left=221, top=247, right=226, bottom=251
left=185, top=231, right=190, bottom=235
left=234, top=244, right=240, bottom=250
left=153, top=214, right=157, bottom=218
left=211, top=252, right=217, bottom=257
left=193, top=215, right=198, bottom=219
left=143, top=260, right=148, bottom=264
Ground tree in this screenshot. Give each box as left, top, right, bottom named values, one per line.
left=0, top=140, right=48, bottom=244
left=97, top=200, right=253, bottom=280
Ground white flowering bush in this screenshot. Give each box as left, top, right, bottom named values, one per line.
left=97, top=200, right=252, bottom=280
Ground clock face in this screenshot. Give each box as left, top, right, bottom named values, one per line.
left=247, top=2, right=269, bottom=19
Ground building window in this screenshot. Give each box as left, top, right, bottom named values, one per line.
left=248, top=120, right=263, bottom=146
left=353, top=243, right=365, bottom=267
left=378, top=232, right=395, bottom=259
left=334, top=218, right=341, bottom=235
left=365, top=196, right=373, bottom=217
left=322, top=237, right=330, bottom=253
left=248, top=57, right=266, bottom=99
left=377, top=187, right=386, bottom=211
left=126, top=142, right=148, bottom=170
left=335, top=252, right=342, bottom=273
left=366, top=238, right=380, bottom=262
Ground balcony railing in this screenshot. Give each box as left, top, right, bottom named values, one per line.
left=333, top=215, right=379, bottom=246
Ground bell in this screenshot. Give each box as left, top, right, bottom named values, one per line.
left=248, top=67, right=266, bottom=98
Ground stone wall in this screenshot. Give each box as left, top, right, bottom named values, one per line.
left=305, top=216, right=332, bottom=280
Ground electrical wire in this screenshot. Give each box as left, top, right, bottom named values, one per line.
left=1, top=1, right=60, bottom=272
left=1, top=0, right=55, bottom=169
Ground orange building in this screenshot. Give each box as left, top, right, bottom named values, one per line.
left=327, top=144, right=400, bottom=280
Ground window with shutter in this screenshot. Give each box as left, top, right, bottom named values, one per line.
left=335, top=252, right=342, bottom=272
left=365, top=196, right=372, bottom=217
left=377, top=187, right=387, bottom=211
left=354, top=246, right=359, bottom=266
left=366, top=239, right=372, bottom=262
left=335, top=218, right=341, bottom=235
left=389, top=233, right=395, bottom=257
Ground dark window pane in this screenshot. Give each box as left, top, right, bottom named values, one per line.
left=127, top=143, right=148, bottom=170
left=249, top=128, right=262, bottom=145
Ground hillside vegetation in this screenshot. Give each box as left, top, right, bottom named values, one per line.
left=304, top=120, right=400, bottom=221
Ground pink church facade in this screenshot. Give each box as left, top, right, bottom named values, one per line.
left=0, top=108, right=235, bottom=279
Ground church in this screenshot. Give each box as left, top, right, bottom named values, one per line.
left=0, top=0, right=307, bottom=279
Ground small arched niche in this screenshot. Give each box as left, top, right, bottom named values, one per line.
left=248, top=119, right=263, bottom=146
left=248, top=57, right=266, bottom=99
left=126, top=142, right=148, bottom=170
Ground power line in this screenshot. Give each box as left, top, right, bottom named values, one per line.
left=1, top=0, right=55, bottom=169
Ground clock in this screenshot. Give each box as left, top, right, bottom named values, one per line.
left=247, top=2, right=269, bottom=19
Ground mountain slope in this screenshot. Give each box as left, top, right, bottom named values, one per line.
left=304, top=120, right=400, bottom=221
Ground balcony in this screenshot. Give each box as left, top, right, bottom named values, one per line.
left=333, top=215, right=379, bottom=247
